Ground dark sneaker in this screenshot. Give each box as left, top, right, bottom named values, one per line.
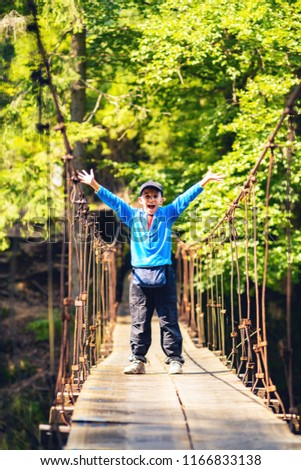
left=168, top=361, right=183, bottom=374
left=123, top=360, right=146, bottom=375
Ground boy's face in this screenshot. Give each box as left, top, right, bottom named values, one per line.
left=138, top=188, right=165, bottom=215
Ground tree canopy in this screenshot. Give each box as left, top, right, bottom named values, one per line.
left=1, top=0, right=301, bottom=292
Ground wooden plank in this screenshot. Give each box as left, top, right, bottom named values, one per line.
left=65, top=302, right=301, bottom=450
left=173, top=326, right=301, bottom=450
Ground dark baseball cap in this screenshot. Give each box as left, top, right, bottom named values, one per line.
left=139, top=180, right=163, bottom=196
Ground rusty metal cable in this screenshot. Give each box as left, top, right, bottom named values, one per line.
left=228, top=218, right=238, bottom=370
left=285, top=116, right=294, bottom=414
left=189, top=250, right=197, bottom=333
left=261, top=148, right=275, bottom=388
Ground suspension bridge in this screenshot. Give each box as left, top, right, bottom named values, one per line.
left=38, top=88, right=301, bottom=450
left=25, top=4, right=301, bottom=451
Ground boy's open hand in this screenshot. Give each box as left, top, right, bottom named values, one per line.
left=77, top=169, right=95, bottom=185
left=77, top=169, right=100, bottom=191
left=200, top=169, right=225, bottom=187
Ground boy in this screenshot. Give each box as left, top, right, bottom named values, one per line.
left=77, top=168, right=224, bottom=374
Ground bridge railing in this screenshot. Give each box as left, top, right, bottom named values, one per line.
left=26, top=5, right=121, bottom=448
left=39, top=199, right=120, bottom=448
left=176, top=84, right=301, bottom=435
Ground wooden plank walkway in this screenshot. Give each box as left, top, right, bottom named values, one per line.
left=65, top=294, right=301, bottom=450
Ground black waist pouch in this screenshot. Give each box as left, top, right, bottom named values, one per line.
left=132, top=266, right=167, bottom=288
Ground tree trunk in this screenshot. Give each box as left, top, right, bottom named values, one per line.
left=70, top=28, right=86, bottom=164
left=70, top=29, right=87, bottom=300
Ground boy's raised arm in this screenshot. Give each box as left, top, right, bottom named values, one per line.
left=168, top=168, right=225, bottom=219
left=77, top=168, right=134, bottom=226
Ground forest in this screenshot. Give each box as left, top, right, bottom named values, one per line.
left=0, top=0, right=301, bottom=449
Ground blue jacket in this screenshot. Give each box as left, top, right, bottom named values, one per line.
left=95, top=182, right=204, bottom=267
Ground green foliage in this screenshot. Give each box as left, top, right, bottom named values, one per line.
left=0, top=392, right=45, bottom=449
left=0, top=0, right=301, bottom=293
left=25, top=309, right=61, bottom=342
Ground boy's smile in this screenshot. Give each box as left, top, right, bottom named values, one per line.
left=138, top=188, right=165, bottom=215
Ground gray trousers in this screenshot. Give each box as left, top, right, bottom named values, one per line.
left=128, top=265, right=184, bottom=364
